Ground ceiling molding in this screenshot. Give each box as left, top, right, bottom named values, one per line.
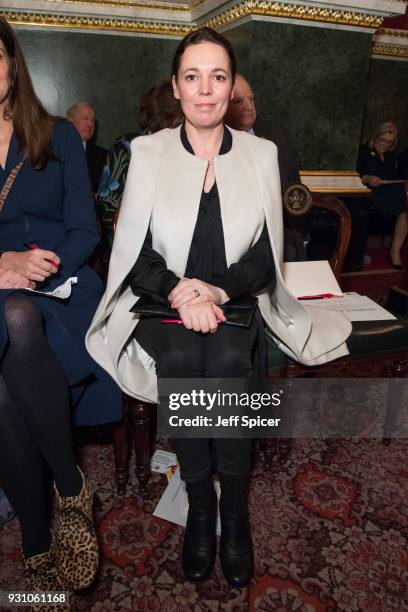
left=0, top=0, right=408, bottom=46
left=372, top=42, right=408, bottom=58
left=377, top=27, right=408, bottom=38
left=0, top=10, right=190, bottom=35
left=47, top=0, right=191, bottom=11
left=1, top=0, right=406, bottom=35
left=204, top=2, right=384, bottom=32
left=372, top=26, right=408, bottom=61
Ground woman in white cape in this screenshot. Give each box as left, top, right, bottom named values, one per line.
left=86, top=27, right=351, bottom=587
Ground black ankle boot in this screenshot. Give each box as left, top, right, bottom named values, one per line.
left=219, top=475, right=254, bottom=588
left=182, top=478, right=217, bottom=582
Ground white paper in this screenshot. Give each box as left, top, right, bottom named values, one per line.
left=150, top=449, right=178, bottom=474
left=154, top=468, right=221, bottom=535
left=282, top=260, right=342, bottom=298
left=304, top=292, right=396, bottom=322
left=26, top=277, right=77, bottom=299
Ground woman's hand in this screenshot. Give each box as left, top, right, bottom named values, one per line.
left=0, top=269, right=35, bottom=289
left=178, top=302, right=226, bottom=334
left=0, top=249, right=60, bottom=283
left=362, top=175, right=384, bottom=188
left=169, top=277, right=229, bottom=309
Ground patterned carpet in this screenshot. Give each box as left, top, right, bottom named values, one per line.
left=1, top=437, right=407, bottom=612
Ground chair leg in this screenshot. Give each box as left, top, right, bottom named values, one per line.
left=262, top=438, right=279, bottom=468
left=112, top=399, right=129, bottom=495
left=128, top=398, right=156, bottom=495
left=383, top=363, right=405, bottom=445
left=278, top=438, right=293, bottom=463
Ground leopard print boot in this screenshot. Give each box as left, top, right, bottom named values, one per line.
left=51, top=468, right=99, bottom=590
left=23, top=551, right=74, bottom=611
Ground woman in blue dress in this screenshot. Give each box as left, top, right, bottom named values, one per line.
left=0, top=17, right=121, bottom=606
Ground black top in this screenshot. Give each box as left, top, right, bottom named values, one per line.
left=356, top=144, right=400, bottom=181
left=128, top=124, right=275, bottom=303
left=356, top=144, right=406, bottom=219
left=86, top=142, right=108, bottom=193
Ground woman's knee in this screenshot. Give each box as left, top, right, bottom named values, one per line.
left=206, top=347, right=253, bottom=377
left=156, top=345, right=204, bottom=377
left=4, top=294, right=42, bottom=340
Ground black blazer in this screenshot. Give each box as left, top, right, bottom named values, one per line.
left=86, top=143, right=107, bottom=193
left=253, top=120, right=300, bottom=191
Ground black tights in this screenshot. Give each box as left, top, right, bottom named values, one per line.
left=0, top=294, right=81, bottom=558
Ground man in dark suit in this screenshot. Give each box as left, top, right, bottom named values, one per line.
left=67, top=102, right=107, bottom=194
left=225, top=74, right=305, bottom=260
left=225, top=74, right=300, bottom=191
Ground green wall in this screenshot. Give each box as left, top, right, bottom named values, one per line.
left=362, top=57, right=408, bottom=149
left=17, top=29, right=178, bottom=149
left=224, top=21, right=253, bottom=78
left=235, top=21, right=372, bottom=170
left=15, top=24, right=405, bottom=168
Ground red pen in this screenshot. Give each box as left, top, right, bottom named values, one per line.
left=160, top=318, right=224, bottom=324
left=298, top=293, right=338, bottom=300
left=29, top=243, right=59, bottom=269
left=161, top=319, right=183, bottom=324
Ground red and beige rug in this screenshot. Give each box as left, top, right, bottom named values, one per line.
left=1, top=438, right=407, bottom=611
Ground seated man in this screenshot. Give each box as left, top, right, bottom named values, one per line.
left=225, top=74, right=306, bottom=260
left=67, top=102, right=107, bottom=194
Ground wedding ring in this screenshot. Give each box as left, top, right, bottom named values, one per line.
left=192, top=289, right=200, bottom=298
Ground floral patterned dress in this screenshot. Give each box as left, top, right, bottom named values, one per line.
left=96, top=131, right=139, bottom=244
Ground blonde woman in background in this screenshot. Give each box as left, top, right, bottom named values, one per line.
left=357, top=121, right=407, bottom=270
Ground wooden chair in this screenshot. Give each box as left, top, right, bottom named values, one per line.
left=310, top=192, right=352, bottom=283
left=85, top=208, right=145, bottom=495
left=264, top=189, right=408, bottom=466
left=110, top=208, right=157, bottom=495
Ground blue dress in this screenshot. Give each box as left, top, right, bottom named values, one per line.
left=0, top=120, right=122, bottom=426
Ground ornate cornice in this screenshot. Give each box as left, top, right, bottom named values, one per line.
left=372, top=27, right=408, bottom=60
left=44, top=0, right=191, bottom=12
left=0, top=10, right=190, bottom=35
left=372, top=43, right=408, bottom=58
left=206, top=2, right=382, bottom=31
left=0, top=1, right=394, bottom=34
left=378, top=28, right=408, bottom=38
left=60, top=0, right=208, bottom=7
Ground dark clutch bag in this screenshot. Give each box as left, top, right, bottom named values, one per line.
left=130, top=294, right=257, bottom=328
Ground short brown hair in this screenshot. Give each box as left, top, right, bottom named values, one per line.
left=139, top=79, right=182, bottom=134
left=0, top=17, right=57, bottom=169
